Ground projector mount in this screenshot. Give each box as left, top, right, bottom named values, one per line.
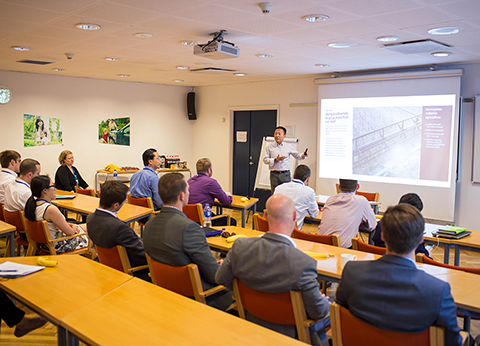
left=200, top=30, right=235, bottom=52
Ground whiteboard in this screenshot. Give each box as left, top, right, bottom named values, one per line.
left=472, top=95, right=480, bottom=183
left=255, top=137, right=299, bottom=190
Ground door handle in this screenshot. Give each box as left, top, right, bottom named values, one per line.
left=249, top=162, right=255, bottom=165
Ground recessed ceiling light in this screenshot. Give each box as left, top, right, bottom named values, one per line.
left=328, top=42, right=356, bottom=48
left=176, top=66, right=190, bottom=70
left=117, top=74, right=130, bottom=77
left=256, top=53, right=274, bottom=58
left=105, top=57, right=120, bottom=61
left=302, top=14, right=329, bottom=23
left=134, top=32, right=153, bottom=38
left=52, top=68, right=65, bottom=72
left=180, top=40, right=199, bottom=46
left=11, top=46, right=31, bottom=51
left=173, top=79, right=184, bottom=83
left=428, top=27, right=463, bottom=35
left=315, top=64, right=330, bottom=68
left=376, top=36, right=399, bottom=42
left=75, top=23, right=101, bottom=30
left=234, top=73, right=246, bottom=76
left=431, top=51, right=451, bottom=57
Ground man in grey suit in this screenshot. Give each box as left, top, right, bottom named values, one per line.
left=336, top=204, right=462, bottom=345
left=143, top=172, right=233, bottom=311
left=87, top=181, right=149, bottom=281
left=216, top=194, right=330, bottom=345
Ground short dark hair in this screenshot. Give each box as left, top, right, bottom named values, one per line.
left=293, top=164, right=311, bottom=182
left=275, top=126, right=287, bottom=135
left=19, top=158, right=40, bottom=176
left=99, top=181, right=129, bottom=209
left=381, top=204, right=424, bottom=255
left=158, top=173, right=186, bottom=205
left=0, top=150, right=21, bottom=168
left=196, top=158, right=212, bottom=174
left=25, top=175, right=51, bottom=221
left=399, top=193, right=423, bottom=212
left=339, top=179, right=357, bottom=192
left=142, top=148, right=157, bottom=166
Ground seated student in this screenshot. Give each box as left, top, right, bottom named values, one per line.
left=336, top=204, right=462, bottom=346
left=373, top=193, right=431, bottom=258
left=54, top=150, right=89, bottom=192
left=130, top=148, right=163, bottom=211
left=274, top=164, right=319, bottom=230
left=0, top=150, right=21, bottom=205
left=317, top=179, right=376, bottom=248
left=24, top=175, right=88, bottom=254
left=87, top=181, right=149, bottom=281
left=0, top=292, right=46, bottom=337
left=216, top=194, right=330, bottom=345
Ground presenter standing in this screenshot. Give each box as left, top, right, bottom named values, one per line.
left=263, top=126, right=307, bottom=193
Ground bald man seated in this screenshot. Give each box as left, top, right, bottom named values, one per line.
left=216, top=194, right=330, bottom=345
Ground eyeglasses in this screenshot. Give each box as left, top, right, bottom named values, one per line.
left=48, top=184, right=56, bottom=189
left=221, top=231, right=236, bottom=238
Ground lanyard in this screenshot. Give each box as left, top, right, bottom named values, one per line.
left=1, top=169, right=14, bottom=176
left=15, top=179, right=29, bottom=188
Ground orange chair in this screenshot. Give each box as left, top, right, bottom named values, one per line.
left=293, top=229, right=341, bottom=247
left=253, top=213, right=269, bottom=232
left=127, top=195, right=155, bottom=236
left=96, top=245, right=148, bottom=275
left=352, top=237, right=386, bottom=256
left=329, top=302, right=468, bottom=346
left=357, top=191, right=380, bottom=202
left=233, top=278, right=327, bottom=344
left=146, top=254, right=227, bottom=304
left=182, top=203, right=230, bottom=226
left=75, top=186, right=96, bottom=197
left=0, top=203, right=4, bottom=221
left=23, top=217, right=91, bottom=256
left=3, top=210, right=32, bottom=256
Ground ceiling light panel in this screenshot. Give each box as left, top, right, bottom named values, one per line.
left=428, top=27, right=463, bottom=35
left=302, top=14, right=330, bottom=22
left=75, top=23, right=101, bottom=30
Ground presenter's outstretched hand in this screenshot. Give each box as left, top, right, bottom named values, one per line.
left=276, top=154, right=287, bottom=162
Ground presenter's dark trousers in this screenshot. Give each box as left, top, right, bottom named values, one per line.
left=270, top=170, right=291, bottom=194
left=0, top=292, right=25, bottom=327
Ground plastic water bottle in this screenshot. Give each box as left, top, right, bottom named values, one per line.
left=203, top=204, right=212, bottom=228
left=113, top=169, right=118, bottom=181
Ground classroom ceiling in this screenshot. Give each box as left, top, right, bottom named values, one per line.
left=1, top=0, right=480, bottom=87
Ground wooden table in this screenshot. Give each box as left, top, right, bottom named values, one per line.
left=62, top=277, right=304, bottom=346
left=214, top=195, right=259, bottom=228
left=316, top=194, right=381, bottom=214
left=0, top=220, right=16, bottom=257
left=52, top=193, right=153, bottom=224
left=0, top=255, right=133, bottom=345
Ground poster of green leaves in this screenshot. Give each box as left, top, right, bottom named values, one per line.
left=98, top=117, right=130, bottom=146
left=24, top=114, right=63, bottom=147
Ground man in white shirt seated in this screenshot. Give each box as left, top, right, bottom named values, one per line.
left=274, top=164, right=319, bottom=230
left=4, top=158, right=41, bottom=213
left=0, top=150, right=21, bottom=205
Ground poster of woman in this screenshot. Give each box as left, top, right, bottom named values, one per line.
left=24, top=114, right=62, bottom=147
left=98, top=117, right=130, bottom=146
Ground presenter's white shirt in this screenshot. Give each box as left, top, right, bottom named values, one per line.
left=274, top=179, right=319, bottom=229
left=0, top=168, right=17, bottom=204
left=4, top=178, right=31, bottom=212
left=263, top=142, right=303, bottom=172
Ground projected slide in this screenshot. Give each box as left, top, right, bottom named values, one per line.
left=319, top=95, right=456, bottom=187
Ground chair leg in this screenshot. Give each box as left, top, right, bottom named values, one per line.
left=463, top=316, right=471, bottom=333
left=4, top=238, right=11, bottom=257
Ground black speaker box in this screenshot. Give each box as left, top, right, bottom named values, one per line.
left=187, top=92, right=196, bottom=120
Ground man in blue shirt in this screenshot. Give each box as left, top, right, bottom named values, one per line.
left=130, top=148, right=162, bottom=210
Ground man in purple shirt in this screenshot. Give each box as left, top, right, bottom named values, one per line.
left=187, top=158, right=237, bottom=226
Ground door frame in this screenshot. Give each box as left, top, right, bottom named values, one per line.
left=228, top=105, right=280, bottom=192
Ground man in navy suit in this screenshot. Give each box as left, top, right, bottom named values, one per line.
left=336, top=204, right=461, bottom=345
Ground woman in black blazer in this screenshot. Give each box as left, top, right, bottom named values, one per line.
left=54, top=150, right=89, bottom=191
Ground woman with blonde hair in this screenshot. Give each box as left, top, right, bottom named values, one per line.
left=54, top=150, right=89, bottom=191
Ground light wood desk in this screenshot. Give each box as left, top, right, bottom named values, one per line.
left=214, top=195, right=259, bottom=228
left=0, top=255, right=133, bottom=345
left=52, top=193, right=152, bottom=224
left=0, top=220, right=16, bottom=257
left=62, top=277, right=305, bottom=346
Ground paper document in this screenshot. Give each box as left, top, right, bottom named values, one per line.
left=0, top=261, right=44, bottom=278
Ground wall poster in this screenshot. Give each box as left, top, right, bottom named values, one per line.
left=98, top=117, right=130, bottom=146
left=23, top=114, right=63, bottom=147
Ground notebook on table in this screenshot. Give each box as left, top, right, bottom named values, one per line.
left=431, top=230, right=472, bottom=239
left=203, top=227, right=222, bottom=237
left=55, top=195, right=76, bottom=200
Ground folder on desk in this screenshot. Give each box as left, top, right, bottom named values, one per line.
left=56, top=195, right=76, bottom=200
left=432, top=230, right=471, bottom=239
left=203, top=227, right=222, bottom=237
left=437, top=226, right=466, bottom=235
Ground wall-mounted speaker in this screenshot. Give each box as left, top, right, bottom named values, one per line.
left=187, top=92, right=196, bottom=120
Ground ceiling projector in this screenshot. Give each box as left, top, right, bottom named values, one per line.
left=194, top=30, right=240, bottom=60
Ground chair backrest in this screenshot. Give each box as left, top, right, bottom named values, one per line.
left=357, top=191, right=380, bottom=202
left=128, top=194, right=154, bottom=210
left=351, top=237, right=386, bottom=255
left=75, top=186, right=96, bottom=197
left=330, top=302, right=442, bottom=346
left=23, top=218, right=49, bottom=244
left=253, top=213, right=269, bottom=232
left=3, top=209, right=26, bottom=233
left=335, top=183, right=341, bottom=194
left=416, top=254, right=480, bottom=275
left=96, top=245, right=132, bottom=273
left=146, top=254, right=198, bottom=299
left=292, top=229, right=341, bottom=247
left=182, top=203, right=204, bottom=225
left=0, top=203, right=4, bottom=221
